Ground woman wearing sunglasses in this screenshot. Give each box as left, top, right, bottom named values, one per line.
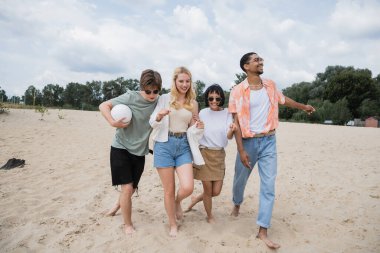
left=186, top=84, right=237, bottom=223
left=99, top=69, right=162, bottom=235
left=149, top=66, right=204, bottom=237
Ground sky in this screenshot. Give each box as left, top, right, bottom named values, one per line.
left=1, top=0, right=380, bottom=97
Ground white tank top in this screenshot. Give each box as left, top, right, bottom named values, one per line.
left=249, top=88, right=270, bottom=134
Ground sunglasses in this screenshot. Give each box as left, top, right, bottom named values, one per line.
left=208, top=97, right=221, bottom=102
left=248, top=57, right=264, bottom=63
left=144, top=89, right=159, bottom=95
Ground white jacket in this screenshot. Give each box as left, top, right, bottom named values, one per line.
left=150, top=94, right=171, bottom=142
left=149, top=94, right=205, bottom=165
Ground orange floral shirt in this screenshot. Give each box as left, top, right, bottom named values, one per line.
left=228, top=78, right=285, bottom=138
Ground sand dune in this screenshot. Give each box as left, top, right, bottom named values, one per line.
left=1, top=109, right=379, bottom=252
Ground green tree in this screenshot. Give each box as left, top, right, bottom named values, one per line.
left=86, top=81, right=103, bottom=106
left=194, top=80, right=206, bottom=102
left=161, top=87, right=170, bottom=94
left=280, top=82, right=313, bottom=119
left=308, top=85, right=325, bottom=100
left=322, top=66, right=375, bottom=117
left=121, top=78, right=139, bottom=92
left=358, top=98, right=380, bottom=119
left=0, top=86, right=8, bottom=102
left=102, top=79, right=122, bottom=100
left=9, top=96, right=21, bottom=104
left=282, top=82, right=312, bottom=104
left=224, top=90, right=231, bottom=107
left=42, top=84, right=64, bottom=107
left=63, top=82, right=87, bottom=109
left=24, top=85, right=42, bottom=106
left=194, top=80, right=206, bottom=108
left=234, top=73, right=247, bottom=85
left=317, top=100, right=335, bottom=123
left=279, top=106, right=297, bottom=120
left=331, top=98, right=352, bottom=125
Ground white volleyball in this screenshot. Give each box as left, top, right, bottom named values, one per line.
left=111, top=104, right=132, bottom=123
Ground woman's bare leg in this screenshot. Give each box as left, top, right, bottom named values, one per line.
left=186, top=194, right=203, bottom=211
left=212, top=180, right=223, bottom=197
left=201, top=181, right=215, bottom=223
left=157, top=167, right=177, bottom=237
left=175, top=163, right=194, bottom=220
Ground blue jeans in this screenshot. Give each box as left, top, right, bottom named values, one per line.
left=232, top=134, right=277, bottom=228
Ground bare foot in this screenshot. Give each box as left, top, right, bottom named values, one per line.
left=169, top=225, right=178, bottom=237
left=257, top=228, right=280, bottom=249
left=185, top=195, right=199, bottom=212
left=103, top=205, right=120, bottom=216
left=175, top=201, right=183, bottom=220
left=230, top=205, right=240, bottom=217
left=124, top=224, right=135, bottom=235
left=207, top=216, right=216, bottom=224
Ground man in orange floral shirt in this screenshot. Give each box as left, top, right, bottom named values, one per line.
left=229, top=52, right=315, bottom=249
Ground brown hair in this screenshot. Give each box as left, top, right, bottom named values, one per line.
left=140, top=69, right=162, bottom=90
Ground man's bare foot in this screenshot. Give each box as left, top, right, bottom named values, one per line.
left=124, top=224, right=135, bottom=235
left=206, top=216, right=216, bottom=224
left=169, top=225, right=178, bottom=237
left=175, top=201, right=183, bottom=220
left=257, top=227, right=280, bottom=249
left=103, top=205, right=120, bottom=216
left=185, top=195, right=200, bottom=212
left=230, top=205, right=240, bottom=217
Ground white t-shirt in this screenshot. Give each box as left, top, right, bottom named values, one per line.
left=198, top=108, right=233, bottom=148
left=249, top=88, right=270, bottom=134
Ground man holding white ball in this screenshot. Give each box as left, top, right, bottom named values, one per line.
left=99, top=69, right=162, bottom=235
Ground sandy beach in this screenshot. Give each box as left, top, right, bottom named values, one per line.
left=0, top=108, right=379, bottom=253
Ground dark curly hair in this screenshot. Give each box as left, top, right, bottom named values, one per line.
left=204, top=84, right=225, bottom=107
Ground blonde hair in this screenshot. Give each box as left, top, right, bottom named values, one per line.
left=170, top=66, right=195, bottom=110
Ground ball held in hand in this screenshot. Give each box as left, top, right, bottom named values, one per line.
left=111, top=104, right=132, bottom=123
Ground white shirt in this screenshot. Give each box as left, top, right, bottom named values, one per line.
left=199, top=108, right=233, bottom=148
left=249, top=88, right=270, bottom=134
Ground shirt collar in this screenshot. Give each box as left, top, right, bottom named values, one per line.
left=242, top=78, right=268, bottom=90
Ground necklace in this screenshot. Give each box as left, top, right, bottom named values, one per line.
left=249, top=82, right=263, bottom=90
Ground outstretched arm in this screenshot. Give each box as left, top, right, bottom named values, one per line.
left=284, top=96, right=315, bottom=115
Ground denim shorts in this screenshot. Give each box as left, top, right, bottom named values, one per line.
left=153, top=135, right=192, bottom=168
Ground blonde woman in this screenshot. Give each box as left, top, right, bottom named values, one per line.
left=150, top=66, right=204, bottom=237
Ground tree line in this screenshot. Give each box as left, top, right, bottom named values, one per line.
left=277, top=66, right=380, bottom=124
left=1, top=65, right=379, bottom=124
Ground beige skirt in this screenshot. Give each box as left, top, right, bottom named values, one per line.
left=193, top=148, right=226, bottom=181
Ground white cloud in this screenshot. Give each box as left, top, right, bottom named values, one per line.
left=286, top=40, right=306, bottom=58
left=1, top=0, right=380, bottom=97
left=171, top=5, right=212, bottom=37
left=329, top=0, right=380, bottom=38
left=275, top=19, right=297, bottom=33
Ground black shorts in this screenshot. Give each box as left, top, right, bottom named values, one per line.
left=110, top=146, right=145, bottom=188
